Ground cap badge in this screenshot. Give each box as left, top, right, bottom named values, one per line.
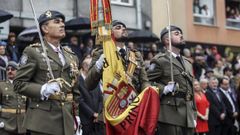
left=45, top=10, right=52, bottom=18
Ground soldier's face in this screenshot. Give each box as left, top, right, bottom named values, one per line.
left=170, top=30, right=185, bottom=46
left=112, top=24, right=128, bottom=41
left=43, top=18, right=65, bottom=39
left=7, top=66, right=17, bottom=80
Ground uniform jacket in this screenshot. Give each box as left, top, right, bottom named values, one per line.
left=147, top=51, right=197, bottom=128
left=0, top=80, right=26, bottom=134
left=13, top=42, right=80, bottom=135
left=85, top=46, right=150, bottom=93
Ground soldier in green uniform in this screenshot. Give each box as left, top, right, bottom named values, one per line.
left=85, top=20, right=149, bottom=93
left=147, top=25, right=197, bottom=135
left=0, top=61, right=26, bottom=135
left=13, top=10, right=80, bottom=135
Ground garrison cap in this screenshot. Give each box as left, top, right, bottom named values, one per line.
left=160, top=25, right=182, bottom=41
left=7, top=61, right=19, bottom=70
left=38, top=10, right=65, bottom=26
left=112, top=20, right=126, bottom=28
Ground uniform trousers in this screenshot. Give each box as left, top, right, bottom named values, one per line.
left=155, top=122, right=194, bottom=135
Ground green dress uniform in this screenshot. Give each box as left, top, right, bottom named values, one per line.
left=0, top=80, right=26, bottom=135
left=147, top=51, right=197, bottom=135
left=85, top=47, right=150, bottom=93
left=13, top=42, right=80, bottom=135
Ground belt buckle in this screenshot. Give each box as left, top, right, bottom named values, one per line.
left=59, top=92, right=66, bottom=101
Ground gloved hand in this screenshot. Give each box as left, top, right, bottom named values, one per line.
left=0, top=121, right=4, bottom=128
left=40, top=82, right=60, bottom=100
left=74, top=116, right=82, bottom=135
left=163, top=82, right=177, bottom=95
left=95, top=54, right=105, bottom=72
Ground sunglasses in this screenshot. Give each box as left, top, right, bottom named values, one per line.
left=7, top=67, right=16, bottom=71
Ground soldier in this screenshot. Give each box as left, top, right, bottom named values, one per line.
left=0, top=61, right=26, bottom=135
left=147, top=25, right=197, bottom=135
left=85, top=20, right=149, bottom=93
left=13, top=10, right=80, bottom=135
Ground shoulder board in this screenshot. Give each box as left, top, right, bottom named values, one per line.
left=62, top=46, right=75, bottom=54
left=154, top=53, right=166, bottom=59
left=183, top=57, right=193, bottom=64
left=29, top=43, right=41, bottom=47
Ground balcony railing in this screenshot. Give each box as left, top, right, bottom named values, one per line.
left=193, top=13, right=214, bottom=25
left=226, top=18, right=240, bottom=30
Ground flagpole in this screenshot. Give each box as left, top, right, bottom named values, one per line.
left=166, top=0, right=174, bottom=82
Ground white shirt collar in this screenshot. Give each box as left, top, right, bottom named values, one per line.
left=167, top=50, right=179, bottom=58
left=117, top=46, right=126, bottom=52
left=48, top=42, right=61, bottom=53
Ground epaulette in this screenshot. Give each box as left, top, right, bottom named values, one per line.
left=154, top=53, right=166, bottom=59
left=29, top=43, right=41, bottom=47
left=183, top=57, right=193, bottom=64
left=62, top=46, right=75, bottom=54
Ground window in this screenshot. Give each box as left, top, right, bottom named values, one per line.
left=193, top=0, right=215, bottom=26
left=111, top=0, right=134, bottom=6
left=225, top=0, right=240, bottom=29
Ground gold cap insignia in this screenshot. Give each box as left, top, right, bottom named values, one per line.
left=45, top=10, right=52, bottom=18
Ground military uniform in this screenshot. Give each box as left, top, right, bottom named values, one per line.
left=0, top=80, right=26, bottom=135
left=147, top=51, right=197, bottom=135
left=85, top=46, right=149, bottom=93
left=13, top=42, right=80, bottom=135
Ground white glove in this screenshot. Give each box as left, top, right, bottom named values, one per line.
left=95, top=54, right=105, bottom=72
left=40, top=82, right=60, bottom=100
left=163, top=82, right=176, bottom=95
left=74, top=116, right=82, bottom=135
left=0, top=121, right=4, bottom=128
left=194, top=120, right=197, bottom=127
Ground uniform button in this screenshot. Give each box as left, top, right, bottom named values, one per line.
left=61, top=103, right=64, bottom=106
left=167, top=101, right=170, bottom=104
left=5, top=88, right=8, bottom=91
left=36, top=104, right=39, bottom=107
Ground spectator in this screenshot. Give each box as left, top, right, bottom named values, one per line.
left=223, top=66, right=238, bottom=102
left=193, top=0, right=201, bottom=14
left=6, top=32, right=20, bottom=62
left=201, top=68, right=214, bottom=81
left=78, top=57, right=104, bottom=135
left=205, top=77, right=226, bottom=135
left=68, top=35, right=83, bottom=65
left=150, top=43, right=158, bottom=56
left=127, top=42, right=135, bottom=51
left=83, top=38, right=94, bottom=56
left=200, top=78, right=208, bottom=93
left=219, top=78, right=239, bottom=135
left=194, top=80, right=210, bottom=135
left=213, top=60, right=224, bottom=79
left=0, top=41, right=8, bottom=80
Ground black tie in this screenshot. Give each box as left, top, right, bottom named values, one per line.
left=119, top=48, right=126, bottom=60
left=176, top=56, right=184, bottom=67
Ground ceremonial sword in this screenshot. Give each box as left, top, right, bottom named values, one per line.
left=29, top=0, right=55, bottom=79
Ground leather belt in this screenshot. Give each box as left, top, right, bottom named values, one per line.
left=49, top=93, right=73, bottom=102
left=166, top=91, right=193, bottom=101
left=0, top=108, right=26, bottom=114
